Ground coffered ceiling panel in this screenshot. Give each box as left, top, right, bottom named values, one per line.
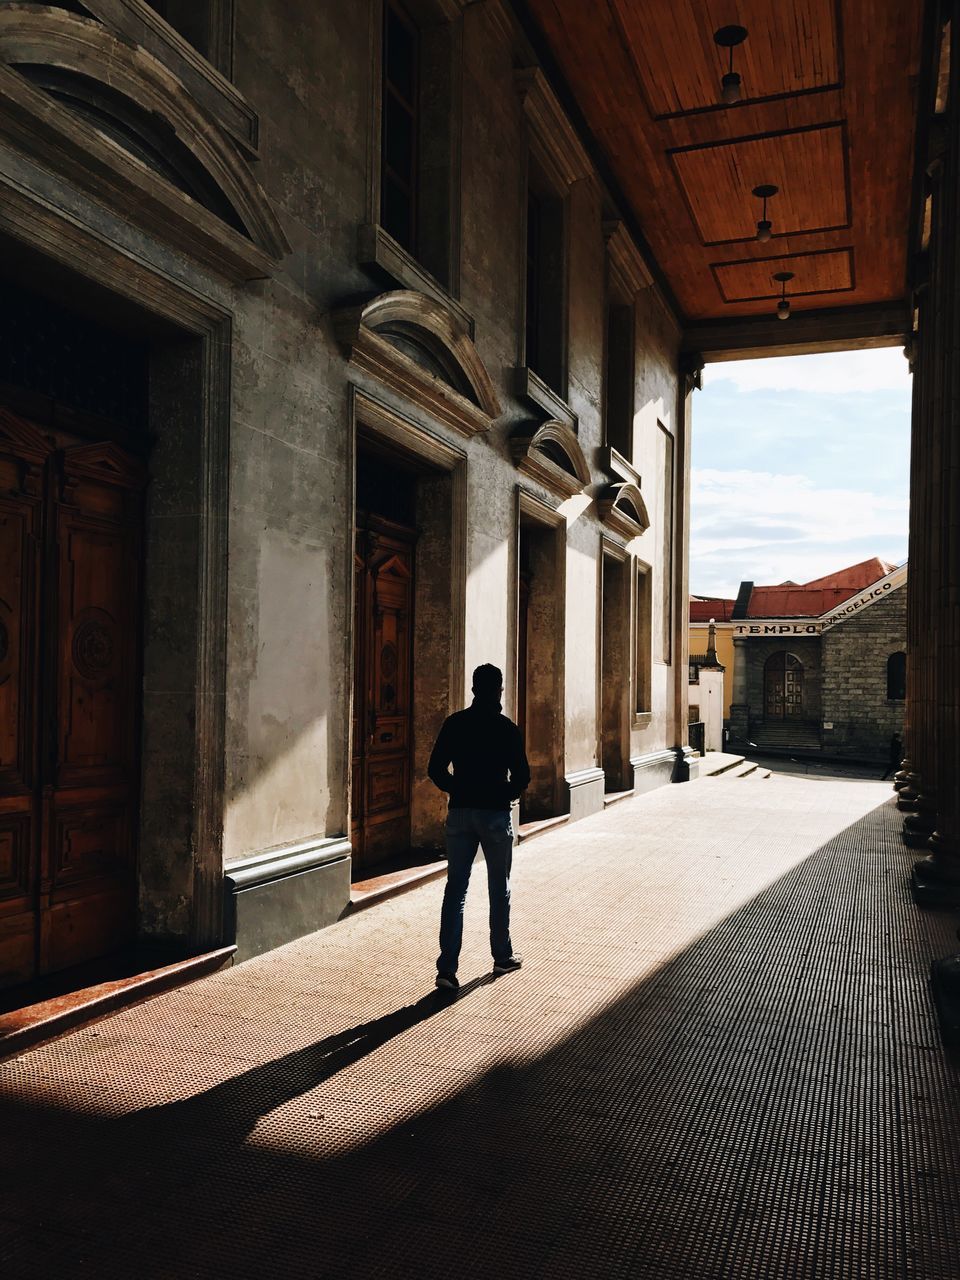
left=670, top=124, right=849, bottom=245
left=611, top=0, right=842, bottom=118
left=712, top=248, right=854, bottom=304
left=522, top=0, right=922, bottom=325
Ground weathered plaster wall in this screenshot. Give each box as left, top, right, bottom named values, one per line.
left=209, top=1, right=684, bottom=867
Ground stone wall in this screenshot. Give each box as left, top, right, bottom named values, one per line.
left=821, top=587, right=907, bottom=761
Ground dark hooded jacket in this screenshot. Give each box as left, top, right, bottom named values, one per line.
left=428, top=697, right=530, bottom=811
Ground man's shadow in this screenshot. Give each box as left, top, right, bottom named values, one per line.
left=124, top=973, right=496, bottom=1154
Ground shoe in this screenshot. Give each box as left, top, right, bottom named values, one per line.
left=492, top=955, right=523, bottom=974
left=435, top=972, right=459, bottom=991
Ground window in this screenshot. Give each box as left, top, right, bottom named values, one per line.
left=381, top=1, right=420, bottom=256
left=887, top=651, right=907, bottom=700
left=377, top=0, right=457, bottom=288
left=604, top=299, right=635, bottom=458
left=635, top=564, right=652, bottom=714
left=659, top=423, right=675, bottom=661
left=524, top=162, right=567, bottom=395
left=146, top=2, right=232, bottom=70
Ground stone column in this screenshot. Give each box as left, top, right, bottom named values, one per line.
left=901, top=295, right=940, bottom=844
left=914, top=9, right=960, bottom=917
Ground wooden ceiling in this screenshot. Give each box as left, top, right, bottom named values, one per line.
left=522, top=0, right=923, bottom=325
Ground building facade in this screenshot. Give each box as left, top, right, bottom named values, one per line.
left=0, top=0, right=693, bottom=985
left=721, top=561, right=907, bottom=762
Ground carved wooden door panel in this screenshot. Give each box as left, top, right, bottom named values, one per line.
left=351, top=538, right=369, bottom=860
left=517, top=569, right=530, bottom=821
left=40, top=443, right=145, bottom=975
left=764, top=659, right=784, bottom=719
left=0, top=413, right=47, bottom=988
left=784, top=656, right=804, bottom=719
left=352, top=523, right=414, bottom=871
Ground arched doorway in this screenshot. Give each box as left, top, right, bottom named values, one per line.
left=764, top=651, right=804, bottom=720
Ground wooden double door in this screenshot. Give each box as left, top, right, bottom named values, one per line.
left=352, top=517, right=415, bottom=871
left=0, top=409, right=144, bottom=989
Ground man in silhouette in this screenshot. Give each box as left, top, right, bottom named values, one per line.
left=428, top=663, right=530, bottom=991
left=881, top=732, right=903, bottom=782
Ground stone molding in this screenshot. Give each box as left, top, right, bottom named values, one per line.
left=597, top=481, right=649, bottom=539
left=510, top=419, right=590, bottom=498
left=224, top=836, right=353, bottom=893
left=81, top=0, right=253, bottom=150
left=336, top=290, right=501, bottom=439
left=357, top=223, right=475, bottom=337
left=512, top=365, right=578, bottom=431
left=603, top=218, right=653, bottom=297
left=515, top=66, right=592, bottom=191
left=564, top=766, right=605, bottom=790
left=0, top=8, right=289, bottom=279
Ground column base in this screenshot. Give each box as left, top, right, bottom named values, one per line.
left=911, top=853, right=960, bottom=909
left=903, top=800, right=938, bottom=847
left=930, top=954, right=960, bottom=1048
left=903, top=825, right=934, bottom=849
left=897, top=790, right=919, bottom=811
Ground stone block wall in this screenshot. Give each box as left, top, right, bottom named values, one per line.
left=821, top=588, right=906, bottom=761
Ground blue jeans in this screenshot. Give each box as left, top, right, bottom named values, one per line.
left=437, top=807, right=514, bottom=974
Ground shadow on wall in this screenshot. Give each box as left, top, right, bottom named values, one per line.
left=2, top=798, right=955, bottom=1278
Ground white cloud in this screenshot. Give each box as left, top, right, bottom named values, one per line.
left=691, top=468, right=908, bottom=597
left=703, top=347, right=912, bottom=396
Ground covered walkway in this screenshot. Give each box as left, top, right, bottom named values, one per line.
left=2, top=772, right=959, bottom=1279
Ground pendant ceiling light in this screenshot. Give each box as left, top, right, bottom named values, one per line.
left=752, top=184, right=778, bottom=242
left=773, top=271, right=795, bottom=320
left=714, top=25, right=748, bottom=104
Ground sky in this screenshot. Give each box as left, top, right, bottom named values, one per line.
left=690, top=347, right=912, bottom=599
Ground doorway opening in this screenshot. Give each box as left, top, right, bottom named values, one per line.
left=517, top=502, right=565, bottom=822
left=0, top=409, right=145, bottom=988
left=0, top=254, right=222, bottom=1001
left=764, top=651, right=805, bottom=720
left=352, top=434, right=457, bottom=879
left=600, top=548, right=631, bottom=792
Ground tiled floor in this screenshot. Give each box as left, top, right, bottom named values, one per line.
left=2, top=774, right=959, bottom=1279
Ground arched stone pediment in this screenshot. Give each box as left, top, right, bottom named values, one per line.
left=598, top=481, right=649, bottom=538
left=510, top=420, right=590, bottom=498
left=335, top=291, right=502, bottom=437
left=0, top=8, right=289, bottom=278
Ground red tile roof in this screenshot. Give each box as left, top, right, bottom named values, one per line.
left=802, top=557, right=897, bottom=591
left=745, top=586, right=854, bottom=617
left=690, top=597, right=735, bottom=622
left=744, top=557, right=900, bottom=618
left=689, top=559, right=902, bottom=622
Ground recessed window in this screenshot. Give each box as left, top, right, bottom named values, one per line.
left=604, top=276, right=635, bottom=458
left=146, top=2, right=230, bottom=69
left=887, top=651, right=906, bottom=701
left=525, top=163, right=567, bottom=395
left=381, top=1, right=420, bottom=256
left=378, top=0, right=456, bottom=287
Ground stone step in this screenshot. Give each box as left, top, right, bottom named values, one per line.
left=697, top=752, right=747, bottom=777
left=730, top=760, right=759, bottom=778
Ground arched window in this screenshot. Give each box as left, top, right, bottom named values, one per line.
left=887, top=651, right=906, bottom=701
